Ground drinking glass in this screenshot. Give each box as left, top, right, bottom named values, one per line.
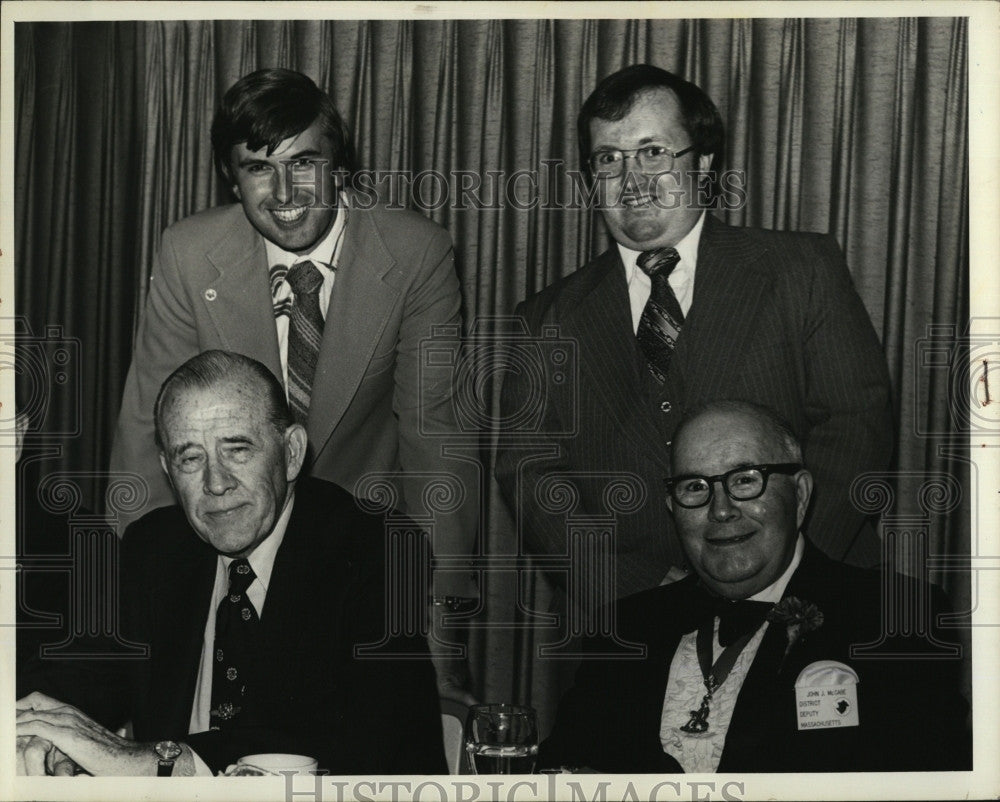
left=463, top=704, right=539, bottom=774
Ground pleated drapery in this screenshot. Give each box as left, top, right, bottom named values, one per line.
left=14, top=17, right=969, bottom=730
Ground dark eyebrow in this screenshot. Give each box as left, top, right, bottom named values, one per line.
left=168, top=441, right=201, bottom=459
left=168, top=436, right=254, bottom=457
left=236, top=149, right=324, bottom=169
left=280, top=149, right=324, bottom=161
left=675, top=461, right=758, bottom=477
left=219, top=436, right=255, bottom=446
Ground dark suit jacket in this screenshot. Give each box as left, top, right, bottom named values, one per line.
left=110, top=200, right=477, bottom=596
left=495, top=215, right=893, bottom=597
left=540, top=543, right=971, bottom=773
left=20, top=477, right=448, bottom=775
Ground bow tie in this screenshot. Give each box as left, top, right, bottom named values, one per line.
left=711, top=598, right=775, bottom=647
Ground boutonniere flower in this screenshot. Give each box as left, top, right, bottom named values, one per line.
left=768, top=596, right=824, bottom=658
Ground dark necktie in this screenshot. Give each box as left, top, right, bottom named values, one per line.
left=713, top=597, right=775, bottom=647
left=286, top=260, right=325, bottom=425
left=210, top=559, right=259, bottom=729
left=636, top=247, right=684, bottom=383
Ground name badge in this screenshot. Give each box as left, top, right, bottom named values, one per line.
left=794, top=660, right=860, bottom=730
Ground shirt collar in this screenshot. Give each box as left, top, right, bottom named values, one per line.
left=264, top=190, right=349, bottom=271
left=749, top=533, right=806, bottom=603
left=618, top=210, right=707, bottom=281
left=219, top=489, right=296, bottom=594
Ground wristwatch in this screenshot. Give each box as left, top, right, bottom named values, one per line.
left=154, top=740, right=183, bottom=776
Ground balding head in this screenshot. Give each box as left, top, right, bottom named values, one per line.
left=666, top=400, right=813, bottom=599
left=154, top=350, right=292, bottom=450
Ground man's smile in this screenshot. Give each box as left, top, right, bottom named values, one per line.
left=621, top=194, right=655, bottom=209
left=270, top=206, right=308, bottom=224
left=205, top=503, right=250, bottom=519
left=705, top=530, right=757, bottom=547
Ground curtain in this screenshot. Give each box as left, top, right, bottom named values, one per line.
left=14, top=17, right=969, bottom=731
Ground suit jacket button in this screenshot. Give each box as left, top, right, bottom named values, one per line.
left=660, top=400, right=672, bottom=413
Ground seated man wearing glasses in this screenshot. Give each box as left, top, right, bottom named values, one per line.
left=496, top=64, right=892, bottom=606
left=540, top=400, right=970, bottom=773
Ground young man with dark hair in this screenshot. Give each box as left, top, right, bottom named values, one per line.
left=110, top=69, right=479, bottom=701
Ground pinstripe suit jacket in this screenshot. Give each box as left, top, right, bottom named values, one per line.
left=495, top=215, right=893, bottom=599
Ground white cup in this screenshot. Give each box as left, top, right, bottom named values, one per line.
left=234, top=753, right=318, bottom=776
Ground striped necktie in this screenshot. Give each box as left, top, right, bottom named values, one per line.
left=286, top=260, right=325, bottom=425
left=636, top=247, right=684, bottom=383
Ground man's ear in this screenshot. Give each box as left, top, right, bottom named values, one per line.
left=231, top=183, right=242, bottom=201
left=697, top=152, right=713, bottom=173
left=794, top=469, right=814, bottom=530
left=158, top=452, right=175, bottom=490
left=284, top=424, right=308, bottom=482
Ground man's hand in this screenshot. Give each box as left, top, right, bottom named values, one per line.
left=16, top=692, right=192, bottom=776
left=429, top=604, right=479, bottom=707
left=16, top=735, right=77, bottom=776
left=433, top=655, right=479, bottom=707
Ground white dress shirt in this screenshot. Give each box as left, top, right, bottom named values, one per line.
left=265, top=192, right=349, bottom=387
left=659, top=534, right=806, bottom=773
left=618, top=211, right=706, bottom=333
left=185, top=493, right=296, bottom=774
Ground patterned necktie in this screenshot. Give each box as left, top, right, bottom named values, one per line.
left=636, top=247, right=684, bottom=383
left=286, top=260, right=325, bottom=425
left=210, top=559, right=259, bottom=729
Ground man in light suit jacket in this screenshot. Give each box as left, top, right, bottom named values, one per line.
left=110, top=68, right=478, bottom=605
left=540, top=400, right=970, bottom=773
left=110, top=69, right=478, bottom=699
left=495, top=65, right=892, bottom=602
left=19, top=351, right=447, bottom=776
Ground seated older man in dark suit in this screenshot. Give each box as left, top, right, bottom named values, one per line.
left=540, top=400, right=970, bottom=773
left=17, top=350, right=446, bottom=776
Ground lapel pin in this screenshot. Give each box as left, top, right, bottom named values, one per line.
left=204, top=288, right=217, bottom=302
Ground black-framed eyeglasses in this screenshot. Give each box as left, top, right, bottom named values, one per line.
left=665, top=463, right=802, bottom=509
left=588, top=144, right=696, bottom=179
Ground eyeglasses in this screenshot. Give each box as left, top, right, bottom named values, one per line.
left=665, top=463, right=802, bottom=509
left=588, top=144, right=696, bottom=179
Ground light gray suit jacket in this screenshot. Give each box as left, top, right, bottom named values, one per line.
left=110, top=201, right=478, bottom=595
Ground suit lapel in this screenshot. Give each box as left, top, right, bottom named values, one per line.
left=308, top=207, right=401, bottom=454
left=631, top=579, right=713, bottom=768
left=202, top=210, right=283, bottom=381
left=674, top=216, right=774, bottom=402
left=256, top=488, right=354, bottom=671
left=719, top=544, right=835, bottom=771
left=149, top=533, right=217, bottom=736
left=564, top=250, right=669, bottom=471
